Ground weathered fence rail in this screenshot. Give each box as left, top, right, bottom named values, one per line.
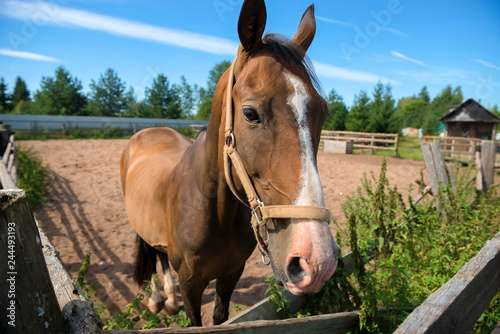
left=321, top=130, right=399, bottom=157
left=0, top=124, right=16, bottom=189
left=424, top=135, right=500, bottom=167
left=0, top=114, right=208, bottom=134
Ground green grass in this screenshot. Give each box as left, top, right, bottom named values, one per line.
left=395, top=136, right=424, bottom=160
left=16, top=147, right=54, bottom=207
left=353, top=136, right=424, bottom=160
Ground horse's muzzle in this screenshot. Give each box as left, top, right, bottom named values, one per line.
left=283, top=221, right=338, bottom=294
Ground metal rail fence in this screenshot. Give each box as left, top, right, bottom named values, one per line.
left=0, top=114, right=208, bottom=133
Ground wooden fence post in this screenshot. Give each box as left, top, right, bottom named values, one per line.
left=0, top=190, right=66, bottom=334
left=421, top=142, right=458, bottom=222
left=394, top=134, right=399, bottom=157
left=480, top=141, right=496, bottom=192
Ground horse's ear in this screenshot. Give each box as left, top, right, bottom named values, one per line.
left=238, top=0, right=267, bottom=54
left=291, top=4, right=316, bottom=56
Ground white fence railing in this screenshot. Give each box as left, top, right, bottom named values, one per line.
left=0, top=114, right=208, bottom=133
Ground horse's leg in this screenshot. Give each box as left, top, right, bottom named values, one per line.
left=158, top=252, right=180, bottom=315
left=177, top=265, right=208, bottom=326
left=133, top=235, right=163, bottom=313
left=148, top=273, right=164, bottom=314
left=213, top=264, right=245, bottom=325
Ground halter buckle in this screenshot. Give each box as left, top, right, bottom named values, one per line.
left=251, top=200, right=266, bottom=226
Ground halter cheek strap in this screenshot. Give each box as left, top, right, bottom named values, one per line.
left=223, top=56, right=331, bottom=264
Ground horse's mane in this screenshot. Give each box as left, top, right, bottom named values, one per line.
left=262, top=33, right=324, bottom=97
left=195, top=126, right=208, bottom=139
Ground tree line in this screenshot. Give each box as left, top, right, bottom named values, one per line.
left=1, top=62, right=499, bottom=135
left=0, top=61, right=230, bottom=121
left=325, top=82, right=499, bottom=135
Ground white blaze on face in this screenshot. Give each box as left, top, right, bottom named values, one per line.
left=284, top=72, right=325, bottom=207
left=284, top=72, right=335, bottom=293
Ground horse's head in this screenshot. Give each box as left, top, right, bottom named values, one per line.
left=218, top=0, right=338, bottom=295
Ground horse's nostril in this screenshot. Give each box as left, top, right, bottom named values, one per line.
left=286, top=257, right=307, bottom=284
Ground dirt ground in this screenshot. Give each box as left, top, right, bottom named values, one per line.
left=19, top=139, right=427, bottom=326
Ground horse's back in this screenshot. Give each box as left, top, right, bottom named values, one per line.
left=121, top=127, right=192, bottom=251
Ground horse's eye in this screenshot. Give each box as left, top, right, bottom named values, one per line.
left=243, top=108, right=260, bottom=123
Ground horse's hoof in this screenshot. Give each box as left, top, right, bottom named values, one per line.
left=148, top=300, right=163, bottom=314
left=164, top=299, right=180, bottom=315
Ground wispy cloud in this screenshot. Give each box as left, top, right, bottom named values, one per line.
left=0, top=48, right=60, bottom=62
left=391, top=51, right=426, bottom=66
left=313, top=61, right=399, bottom=84
left=396, top=66, right=479, bottom=86
left=316, top=16, right=354, bottom=27
left=316, top=15, right=407, bottom=38
left=472, top=58, right=500, bottom=70
left=382, top=27, right=408, bottom=38
left=1, top=1, right=239, bottom=55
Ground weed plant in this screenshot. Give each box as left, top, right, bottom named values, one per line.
left=297, top=159, right=500, bottom=333
left=16, top=147, right=53, bottom=206
left=265, top=277, right=292, bottom=318
left=76, top=251, right=191, bottom=330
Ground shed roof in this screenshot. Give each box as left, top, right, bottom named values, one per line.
left=441, top=99, right=500, bottom=123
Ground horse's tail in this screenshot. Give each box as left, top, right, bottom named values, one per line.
left=134, top=235, right=158, bottom=285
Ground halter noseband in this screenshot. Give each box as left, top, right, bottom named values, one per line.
left=222, top=56, right=331, bottom=265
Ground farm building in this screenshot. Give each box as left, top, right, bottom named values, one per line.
left=441, top=98, right=499, bottom=140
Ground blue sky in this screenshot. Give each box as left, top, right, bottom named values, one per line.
left=1, top=0, right=499, bottom=110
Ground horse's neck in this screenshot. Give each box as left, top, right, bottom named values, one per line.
left=197, top=69, right=242, bottom=212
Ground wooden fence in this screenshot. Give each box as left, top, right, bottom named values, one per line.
left=423, top=135, right=500, bottom=166
left=0, top=130, right=100, bottom=334
left=321, top=130, right=399, bottom=157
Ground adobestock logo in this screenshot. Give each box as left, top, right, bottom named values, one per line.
left=340, top=0, right=404, bottom=63
left=474, top=74, right=499, bottom=102
left=213, top=0, right=242, bottom=21
left=7, top=0, right=71, bottom=50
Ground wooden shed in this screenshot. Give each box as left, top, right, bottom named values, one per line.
left=441, top=99, right=499, bottom=139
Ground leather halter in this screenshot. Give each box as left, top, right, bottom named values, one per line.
left=222, top=56, right=331, bottom=264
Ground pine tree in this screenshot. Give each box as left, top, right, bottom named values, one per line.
left=11, top=76, right=30, bottom=106
left=368, top=82, right=396, bottom=133
left=418, top=86, right=430, bottom=104
left=323, top=89, right=348, bottom=130
left=345, top=90, right=371, bottom=132
left=33, top=66, right=87, bottom=115
left=0, top=78, right=11, bottom=112
left=88, top=68, right=127, bottom=116
left=145, top=74, right=182, bottom=119
left=175, top=76, right=196, bottom=118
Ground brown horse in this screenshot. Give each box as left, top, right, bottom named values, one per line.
left=120, top=0, right=338, bottom=326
